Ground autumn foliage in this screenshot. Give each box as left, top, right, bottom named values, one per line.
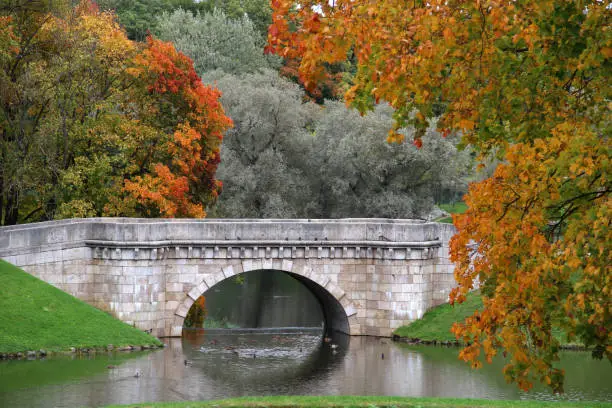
left=0, top=1, right=231, bottom=223
left=124, top=37, right=230, bottom=217
left=268, top=0, right=611, bottom=392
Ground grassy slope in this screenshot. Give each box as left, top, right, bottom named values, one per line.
left=393, top=291, right=482, bottom=342
left=393, top=292, right=576, bottom=346
left=436, top=202, right=468, bottom=224
left=105, top=396, right=612, bottom=408
left=0, top=260, right=162, bottom=353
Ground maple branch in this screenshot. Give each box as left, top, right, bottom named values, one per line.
left=563, top=69, right=578, bottom=92
left=548, top=188, right=609, bottom=212
left=520, top=195, right=538, bottom=221
left=496, top=195, right=520, bottom=222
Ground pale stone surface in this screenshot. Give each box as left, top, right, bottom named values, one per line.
left=0, top=218, right=456, bottom=337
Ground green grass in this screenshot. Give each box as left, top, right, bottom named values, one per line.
left=105, top=396, right=612, bottom=408
left=0, top=260, right=162, bottom=353
left=393, top=292, right=482, bottom=342
left=436, top=202, right=468, bottom=224
left=438, top=202, right=468, bottom=214
left=393, top=292, right=578, bottom=346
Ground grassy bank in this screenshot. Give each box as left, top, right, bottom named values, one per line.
left=393, top=291, right=482, bottom=342
left=393, top=292, right=578, bottom=347
left=436, top=202, right=468, bottom=224
left=0, top=260, right=162, bottom=354
left=105, top=396, right=612, bottom=408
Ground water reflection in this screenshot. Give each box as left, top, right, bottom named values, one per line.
left=0, top=331, right=610, bottom=408
left=181, top=328, right=343, bottom=385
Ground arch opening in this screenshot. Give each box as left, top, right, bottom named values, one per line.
left=177, top=268, right=352, bottom=336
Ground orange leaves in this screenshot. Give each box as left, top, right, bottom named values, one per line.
left=121, top=36, right=232, bottom=218
left=124, top=164, right=205, bottom=218
left=133, top=37, right=198, bottom=95
left=269, top=0, right=610, bottom=392
left=386, top=130, right=404, bottom=144
left=450, top=125, right=610, bottom=391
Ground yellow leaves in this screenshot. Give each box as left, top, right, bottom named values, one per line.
left=458, top=119, right=475, bottom=131
left=386, top=130, right=404, bottom=144
left=269, top=0, right=611, bottom=392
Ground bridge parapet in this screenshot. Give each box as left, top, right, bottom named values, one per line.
left=86, top=239, right=441, bottom=261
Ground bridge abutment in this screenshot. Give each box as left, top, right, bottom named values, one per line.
left=0, top=218, right=456, bottom=337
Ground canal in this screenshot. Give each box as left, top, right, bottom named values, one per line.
left=0, top=331, right=611, bottom=407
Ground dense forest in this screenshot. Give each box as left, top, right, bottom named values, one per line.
left=0, top=0, right=472, bottom=225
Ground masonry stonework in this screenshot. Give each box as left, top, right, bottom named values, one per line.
left=0, top=218, right=456, bottom=337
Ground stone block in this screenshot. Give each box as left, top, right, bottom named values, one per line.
left=378, top=301, right=391, bottom=310
left=165, top=291, right=184, bottom=301
left=188, top=286, right=200, bottom=301
left=166, top=282, right=183, bottom=292
left=175, top=305, right=188, bottom=318
left=171, top=325, right=183, bottom=337
left=343, top=304, right=356, bottom=317
left=166, top=300, right=179, bottom=311
left=177, top=273, right=196, bottom=284
left=325, top=281, right=345, bottom=301
left=365, top=291, right=380, bottom=301
left=281, top=259, right=293, bottom=272
left=119, top=285, right=135, bottom=294
left=242, top=259, right=262, bottom=272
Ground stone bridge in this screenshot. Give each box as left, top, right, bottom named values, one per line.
left=0, top=218, right=456, bottom=337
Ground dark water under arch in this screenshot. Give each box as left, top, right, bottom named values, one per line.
left=188, top=269, right=350, bottom=333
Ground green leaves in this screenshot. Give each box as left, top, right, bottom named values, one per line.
left=1, top=1, right=231, bottom=223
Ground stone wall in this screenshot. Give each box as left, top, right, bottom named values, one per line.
left=0, top=218, right=456, bottom=337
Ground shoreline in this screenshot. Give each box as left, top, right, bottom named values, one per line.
left=104, top=395, right=612, bottom=408
left=0, top=343, right=165, bottom=361
left=391, top=335, right=589, bottom=351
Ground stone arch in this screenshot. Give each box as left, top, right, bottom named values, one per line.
left=171, top=259, right=358, bottom=337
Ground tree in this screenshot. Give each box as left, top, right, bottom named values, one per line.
left=205, top=70, right=318, bottom=218
left=0, top=1, right=231, bottom=224
left=156, top=8, right=276, bottom=76
left=268, top=0, right=611, bottom=392
left=206, top=70, right=470, bottom=219
left=96, top=0, right=208, bottom=41
left=198, top=0, right=273, bottom=40
left=1, top=0, right=136, bottom=224
left=117, top=36, right=231, bottom=218
left=309, top=101, right=470, bottom=218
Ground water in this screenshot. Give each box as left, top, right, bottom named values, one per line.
left=1, top=330, right=610, bottom=407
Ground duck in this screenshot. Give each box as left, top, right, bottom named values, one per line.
left=184, top=359, right=193, bottom=366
